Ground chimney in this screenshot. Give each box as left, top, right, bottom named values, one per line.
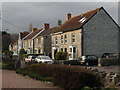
left=32, top=28, right=37, bottom=32
left=43, top=23, right=49, bottom=30
left=67, top=13, right=71, bottom=20
left=57, top=19, right=62, bottom=26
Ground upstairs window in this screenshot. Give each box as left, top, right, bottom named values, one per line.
left=38, top=38, right=41, bottom=44
left=61, top=35, right=63, bottom=44
left=55, top=36, right=58, bottom=45
left=64, top=35, right=67, bottom=44
left=71, top=33, right=75, bottom=43
left=79, top=17, right=87, bottom=23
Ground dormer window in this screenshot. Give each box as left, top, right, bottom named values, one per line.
left=79, top=17, right=87, bottom=23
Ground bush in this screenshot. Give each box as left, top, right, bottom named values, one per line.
left=22, top=54, right=28, bottom=58
left=64, top=60, right=80, bottom=65
left=52, top=65, right=102, bottom=89
left=3, top=50, right=13, bottom=56
left=62, top=52, right=68, bottom=60
left=19, top=49, right=26, bottom=55
left=2, top=57, right=15, bottom=70
left=55, top=52, right=62, bottom=60
left=55, top=52, right=68, bottom=60
left=26, top=64, right=102, bottom=89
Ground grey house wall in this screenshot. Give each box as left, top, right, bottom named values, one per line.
left=43, top=35, right=51, bottom=56
left=83, top=9, right=119, bottom=57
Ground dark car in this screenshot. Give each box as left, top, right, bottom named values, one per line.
left=101, top=53, right=118, bottom=59
left=80, top=55, right=98, bottom=66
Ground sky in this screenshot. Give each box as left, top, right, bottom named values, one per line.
left=2, top=1, right=119, bottom=33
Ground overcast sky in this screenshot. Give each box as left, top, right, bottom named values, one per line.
left=2, top=2, right=118, bottom=33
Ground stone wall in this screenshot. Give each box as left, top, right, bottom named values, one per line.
left=83, top=9, right=119, bottom=57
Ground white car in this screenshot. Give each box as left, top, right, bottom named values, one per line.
left=35, top=55, right=53, bottom=64
left=25, top=55, right=36, bottom=63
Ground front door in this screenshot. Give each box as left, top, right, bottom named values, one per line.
left=69, top=46, right=77, bottom=60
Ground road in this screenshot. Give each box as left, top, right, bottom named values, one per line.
left=90, top=65, right=120, bottom=74
left=2, top=69, right=62, bottom=89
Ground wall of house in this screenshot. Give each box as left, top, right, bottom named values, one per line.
left=22, top=39, right=33, bottom=54
left=83, top=9, right=119, bottom=57
left=52, top=29, right=82, bottom=60
left=34, top=37, right=44, bottom=54
left=43, top=35, right=51, bottom=56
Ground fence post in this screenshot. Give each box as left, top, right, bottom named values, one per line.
left=98, top=58, right=101, bottom=66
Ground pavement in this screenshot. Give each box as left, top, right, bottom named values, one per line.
left=2, top=69, right=62, bottom=89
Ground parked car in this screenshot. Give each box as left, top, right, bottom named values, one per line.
left=35, top=55, right=53, bottom=64
left=25, top=55, right=36, bottom=63
left=80, top=55, right=98, bottom=66
left=101, top=53, right=118, bottom=59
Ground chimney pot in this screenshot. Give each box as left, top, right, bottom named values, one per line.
left=43, top=23, right=49, bottom=30
left=67, top=13, right=71, bottom=20
left=32, top=28, right=37, bottom=32
left=58, top=19, right=62, bottom=26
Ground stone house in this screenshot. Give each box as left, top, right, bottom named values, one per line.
left=33, top=24, right=57, bottom=56
left=51, top=7, right=119, bottom=60
left=22, top=28, right=43, bottom=54
left=9, top=40, right=18, bottom=55
left=9, top=32, right=29, bottom=55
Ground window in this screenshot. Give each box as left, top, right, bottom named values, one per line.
left=38, top=38, right=41, bottom=44
left=79, top=17, right=87, bottom=23
left=71, top=33, right=75, bottom=43
left=70, top=48, right=72, bottom=52
left=38, top=49, right=41, bottom=53
left=61, top=35, right=63, bottom=44
left=61, top=48, right=63, bottom=52
left=64, top=35, right=67, bottom=44
left=55, top=37, right=58, bottom=44
left=65, top=48, right=67, bottom=52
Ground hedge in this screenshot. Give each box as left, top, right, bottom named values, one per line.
left=25, top=64, right=102, bottom=89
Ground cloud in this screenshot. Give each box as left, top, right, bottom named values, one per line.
left=2, top=2, right=118, bottom=33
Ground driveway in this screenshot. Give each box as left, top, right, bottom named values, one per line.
left=2, top=69, right=62, bottom=89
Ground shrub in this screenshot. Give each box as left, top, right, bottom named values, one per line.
left=3, top=50, right=13, bottom=56
left=19, top=49, right=26, bottom=55
left=62, top=52, right=68, bottom=60
left=64, top=60, right=80, bottom=65
left=55, top=52, right=62, bottom=60
left=52, top=65, right=102, bottom=89
left=28, top=64, right=102, bottom=89
left=55, top=52, right=68, bottom=60
left=22, top=54, right=28, bottom=58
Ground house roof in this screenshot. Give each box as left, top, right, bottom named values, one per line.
left=23, top=28, right=43, bottom=40
left=37, top=26, right=57, bottom=37
left=52, top=7, right=101, bottom=33
left=20, top=32, right=29, bottom=39
left=10, top=39, right=18, bottom=45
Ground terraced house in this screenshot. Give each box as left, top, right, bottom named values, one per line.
left=33, top=24, right=57, bottom=56
left=9, top=40, right=18, bottom=55
left=22, top=28, right=43, bottom=54
left=51, top=7, right=119, bottom=60
left=22, top=23, right=55, bottom=55
left=9, top=32, right=29, bottom=55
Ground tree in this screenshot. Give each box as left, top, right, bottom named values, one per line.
left=19, top=48, right=26, bottom=55
left=2, top=31, right=11, bottom=52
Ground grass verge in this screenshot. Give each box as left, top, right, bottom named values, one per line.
left=16, top=69, right=53, bottom=82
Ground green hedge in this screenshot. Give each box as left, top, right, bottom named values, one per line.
left=55, top=52, right=68, bottom=60
left=16, top=68, right=53, bottom=82
left=23, top=64, right=102, bottom=89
